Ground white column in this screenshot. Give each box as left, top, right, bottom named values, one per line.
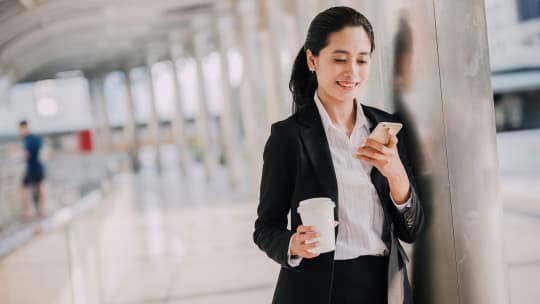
left=262, top=0, right=290, bottom=120
left=123, top=68, right=140, bottom=172
left=146, top=60, right=162, bottom=172
left=237, top=0, right=264, bottom=189
left=168, top=52, right=191, bottom=177
left=192, top=19, right=215, bottom=181
left=91, top=76, right=112, bottom=152
left=215, top=12, right=242, bottom=189
left=318, top=0, right=338, bottom=10
left=87, top=76, right=102, bottom=153
left=294, top=0, right=320, bottom=46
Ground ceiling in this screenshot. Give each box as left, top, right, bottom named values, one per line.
left=0, top=0, right=219, bottom=84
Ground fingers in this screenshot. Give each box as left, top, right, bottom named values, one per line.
left=363, top=138, right=392, bottom=154
left=296, top=225, right=317, bottom=234
left=386, top=128, right=398, bottom=148
left=297, top=239, right=320, bottom=258
left=293, top=225, right=323, bottom=258
left=296, top=231, right=320, bottom=242
left=353, top=152, right=389, bottom=171
left=302, top=250, right=320, bottom=259
left=355, top=146, right=387, bottom=160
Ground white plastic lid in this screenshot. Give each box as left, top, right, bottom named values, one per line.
left=298, top=197, right=335, bottom=213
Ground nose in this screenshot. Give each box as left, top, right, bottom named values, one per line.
left=344, top=60, right=357, bottom=77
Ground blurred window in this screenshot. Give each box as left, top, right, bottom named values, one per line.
left=517, top=0, right=540, bottom=22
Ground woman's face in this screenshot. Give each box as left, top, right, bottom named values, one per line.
left=307, top=26, right=372, bottom=103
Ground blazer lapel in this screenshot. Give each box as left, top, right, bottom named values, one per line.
left=296, top=103, right=339, bottom=209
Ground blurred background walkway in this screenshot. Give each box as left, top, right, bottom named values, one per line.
left=0, top=0, right=539, bottom=303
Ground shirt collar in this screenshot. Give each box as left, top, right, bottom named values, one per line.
left=313, top=91, right=368, bottom=133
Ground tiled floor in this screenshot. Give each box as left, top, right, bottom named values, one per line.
left=0, top=168, right=278, bottom=304
left=0, top=168, right=539, bottom=303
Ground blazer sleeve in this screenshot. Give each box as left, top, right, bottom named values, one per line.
left=389, top=122, right=425, bottom=243
left=253, top=123, right=297, bottom=267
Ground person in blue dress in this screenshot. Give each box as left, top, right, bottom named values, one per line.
left=19, top=120, right=46, bottom=218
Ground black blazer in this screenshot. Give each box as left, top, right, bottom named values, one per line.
left=253, top=101, right=424, bottom=304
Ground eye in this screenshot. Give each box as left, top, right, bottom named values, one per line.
left=357, top=60, right=368, bottom=64
left=334, top=58, right=346, bottom=63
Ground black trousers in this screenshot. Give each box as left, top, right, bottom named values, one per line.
left=331, top=255, right=389, bottom=304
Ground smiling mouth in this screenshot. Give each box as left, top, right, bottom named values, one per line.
left=336, top=81, right=359, bottom=89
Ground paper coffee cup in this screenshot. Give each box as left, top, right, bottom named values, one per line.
left=297, top=197, right=336, bottom=254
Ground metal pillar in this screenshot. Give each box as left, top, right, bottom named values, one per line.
left=146, top=61, right=162, bottom=172
left=411, top=0, right=510, bottom=303
left=122, top=68, right=140, bottom=172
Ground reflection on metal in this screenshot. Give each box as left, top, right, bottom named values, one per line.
left=123, top=68, right=140, bottom=172
left=215, top=12, right=242, bottom=189
left=146, top=61, right=162, bottom=172
left=192, top=19, right=215, bottom=181
left=168, top=54, right=191, bottom=177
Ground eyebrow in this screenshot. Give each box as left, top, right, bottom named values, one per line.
left=332, top=50, right=370, bottom=56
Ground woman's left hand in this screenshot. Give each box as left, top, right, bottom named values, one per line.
left=353, top=128, right=410, bottom=203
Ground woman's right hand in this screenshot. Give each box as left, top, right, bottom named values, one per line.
left=290, top=225, right=320, bottom=259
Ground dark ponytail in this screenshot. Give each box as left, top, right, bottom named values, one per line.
left=289, top=6, right=375, bottom=113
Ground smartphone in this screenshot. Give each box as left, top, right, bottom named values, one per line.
left=367, top=122, right=403, bottom=145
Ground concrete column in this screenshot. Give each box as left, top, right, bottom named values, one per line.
left=168, top=53, right=191, bottom=177
left=192, top=19, right=215, bottom=181
left=215, top=11, right=242, bottom=189
left=146, top=60, right=162, bottom=172
left=122, top=68, right=140, bottom=172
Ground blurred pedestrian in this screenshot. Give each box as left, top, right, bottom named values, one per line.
left=19, top=120, right=46, bottom=218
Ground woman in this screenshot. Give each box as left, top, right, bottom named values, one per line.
left=253, top=6, right=424, bottom=304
